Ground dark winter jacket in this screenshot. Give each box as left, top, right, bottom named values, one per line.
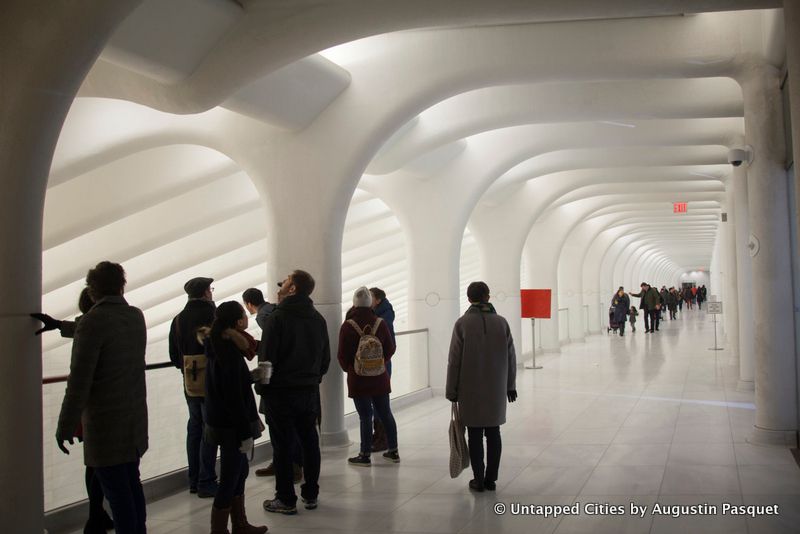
left=630, top=287, right=660, bottom=310
left=255, top=294, right=330, bottom=395
left=255, top=301, right=276, bottom=330
left=56, top=296, right=148, bottom=467
left=610, top=292, right=630, bottom=323
left=201, top=327, right=262, bottom=448
left=169, top=299, right=216, bottom=370
left=337, top=307, right=396, bottom=398
left=373, top=298, right=396, bottom=342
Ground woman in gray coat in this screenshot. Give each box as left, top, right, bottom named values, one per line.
left=446, top=282, right=517, bottom=492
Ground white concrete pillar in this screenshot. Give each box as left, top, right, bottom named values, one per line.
left=0, top=1, right=139, bottom=529
left=786, top=0, right=800, bottom=223
left=723, top=182, right=740, bottom=356
left=469, top=216, right=524, bottom=361
left=732, top=164, right=756, bottom=390
left=740, top=64, right=798, bottom=444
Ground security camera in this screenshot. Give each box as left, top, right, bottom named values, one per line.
left=727, top=146, right=753, bottom=167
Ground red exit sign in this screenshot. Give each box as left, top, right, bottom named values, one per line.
left=673, top=202, right=687, bottom=213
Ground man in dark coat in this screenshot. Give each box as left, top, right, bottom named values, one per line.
left=630, top=282, right=660, bottom=333
left=446, top=281, right=517, bottom=492
left=56, top=261, right=148, bottom=533
left=242, top=287, right=303, bottom=480
left=611, top=287, right=630, bottom=336
left=258, top=270, right=330, bottom=514
left=169, top=276, right=218, bottom=497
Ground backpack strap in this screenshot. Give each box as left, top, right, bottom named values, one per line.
left=346, top=319, right=364, bottom=336
left=372, top=317, right=383, bottom=334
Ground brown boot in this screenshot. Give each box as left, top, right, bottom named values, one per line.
left=371, top=420, right=388, bottom=452
left=231, top=495, right=268, bottom=534
left=210, top=506, right=231, bottom=534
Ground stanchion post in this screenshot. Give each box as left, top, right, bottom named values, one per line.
left=525, top=317, right=543, bottom=369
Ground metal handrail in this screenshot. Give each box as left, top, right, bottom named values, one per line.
left=395, top=328, right=429, bottom=336
left=43, top=328, right=431, bottom=384
left=43, top=361, right=174, bottom=385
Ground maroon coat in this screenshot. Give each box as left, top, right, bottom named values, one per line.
left=337, top=307, right=396, bottom=398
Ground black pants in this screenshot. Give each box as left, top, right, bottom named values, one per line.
left=214, top=446, right=248, bottom=509
left=648, top=309, right=660, bottom=331
left=467, top=426, right=501, bottom=484
left=263, top=388, right=321, bottom=506
left=93, top=460, right=146, bottom=534
left=85, top=467, right=108, bottom=522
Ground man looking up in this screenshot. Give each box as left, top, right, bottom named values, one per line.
left=258, top=270, right=330, bottom=515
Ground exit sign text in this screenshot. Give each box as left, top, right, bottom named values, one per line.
left=673, top=202, right=687, bottom=213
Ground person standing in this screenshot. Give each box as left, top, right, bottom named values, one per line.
left=369, top=286, right=396, bottom=452
left=339, top=287, right=399, bottom=466
left=445, top=282, right=517, bottom=492
left=201, top=301, right=268, bottom=534
left=242, top=288, right=276, bottom=330
left=55, top=262, right=148, bottom=534
left=33, top=288, right=115, bottom=534
left=258, top=270, right=330, bottom=515
left=610, top=287, right=630, bottom=336
left=242, top=288, right=303, bottom=481
left=169, top=277, right=219, bottom=497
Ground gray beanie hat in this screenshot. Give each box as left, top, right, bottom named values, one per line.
left=353, top=286, right=372, bottom=307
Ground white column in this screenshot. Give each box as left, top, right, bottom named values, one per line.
left=740, top=64, right=798, bottom=444
left=0, top=1, right=138, bottom=530
left=732, top=164, right=755, bottom=390
left=723, top=181, right=740, bottom=357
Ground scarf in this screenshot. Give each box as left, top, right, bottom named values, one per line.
left=469, top=302, right=496, bottom=314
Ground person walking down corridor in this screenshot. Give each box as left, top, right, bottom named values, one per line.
left=629, top=306, right=638, bottom=333
left=611, top=287, right=630, bottom=337
left=446, top=282, right=517, bottom=492
left=339, top=287, right=399, bottom=466
left=630, top=282, right=660, bottom=333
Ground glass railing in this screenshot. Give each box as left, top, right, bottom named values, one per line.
left=342, top=328, right=430, bottom=414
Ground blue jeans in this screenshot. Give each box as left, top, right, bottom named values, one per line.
left=93, top=459, right=146, bottom=534
left=263, top=388, right=321, bottom=506
left=353, top=394, right=398, bottom=454
left=214, top=446, right=248, bottom=509
left=185, top=395, right=218, bottom=491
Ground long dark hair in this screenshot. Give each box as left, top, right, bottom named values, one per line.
left=210, top=301, right=244, bottom=357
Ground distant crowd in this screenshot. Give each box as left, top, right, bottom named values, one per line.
left=609, top=282, right=707, bottom=336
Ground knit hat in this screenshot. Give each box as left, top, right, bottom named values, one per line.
left=353, top=286, right=372, bottom=307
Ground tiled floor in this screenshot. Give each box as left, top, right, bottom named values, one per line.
left=71, top=309, right=800, bottom=533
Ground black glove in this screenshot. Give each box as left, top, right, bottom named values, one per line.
left=31, top=313, right=62, bottom=335
left=507, top=390, right=517, bottom=403
left=55, top=433, right=74, bottom=455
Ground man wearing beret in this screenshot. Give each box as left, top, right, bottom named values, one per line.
left=169, top=277, right=219, bottom=497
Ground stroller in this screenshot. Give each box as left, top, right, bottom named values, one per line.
left=607, top=306, right=622, bottom=334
